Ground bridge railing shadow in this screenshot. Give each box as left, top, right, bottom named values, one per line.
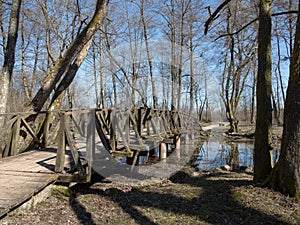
left=70, top=171, right=293, bottom=225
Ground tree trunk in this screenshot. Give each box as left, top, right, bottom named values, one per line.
left=170, top=0, right=177, bottom=110
left=0, top=0, right=22, bottom=116
left=21, top=13, right=31, bottom=102
left=27, top=0, right=109, bottom=112
left=49, top=39, right=93, bottom=107
left=99, top=31, right=106, bottom=108
left=253, top=0, right=273, bottom=183
left=141, top=0, right=157, bottom=108
left=265, top=0, right=300, bottom=201
left=92, top=44, right=100, bottom=108
left=250, top=60, right=256, bottom=124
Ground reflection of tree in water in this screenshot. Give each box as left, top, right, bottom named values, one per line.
left=226, top=143, right=240, bottom=171
left=195, top=141, right=255, bottom=171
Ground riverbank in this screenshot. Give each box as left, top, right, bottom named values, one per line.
left=1, top=166, right=299, bottom=225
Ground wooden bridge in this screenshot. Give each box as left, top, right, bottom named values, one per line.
left=0, top=107, right=201, bottom=218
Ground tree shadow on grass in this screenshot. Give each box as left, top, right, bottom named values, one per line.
left=71, top=171, right=293, bottom=225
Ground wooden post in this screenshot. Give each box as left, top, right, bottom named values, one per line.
left=160, top=142, right=167, bottom=159
left=42, top=112, right=51, bottom=147
left=65, top=119, right=85, bottom=175
left=86, top=109, right=96, bottom=182
left=174, top=135, right=181, bottom=160
left=10, top=116, right=21, bottom=156
left=124, top=110, right=130, bottom=145
left=109, top=110, right=116, bottom=151
left=55, top=114, right=66, bottom=173
left=137, top=107, right=142, bottom=136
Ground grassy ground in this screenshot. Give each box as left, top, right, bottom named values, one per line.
left=1, top=124, right=297, bottom=225
left=1, top=167, right=299, bottom=225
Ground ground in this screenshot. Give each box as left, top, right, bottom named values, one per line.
left=1, top=124, right=298, bottom=225
left=1, top=167, right=299, bottom=225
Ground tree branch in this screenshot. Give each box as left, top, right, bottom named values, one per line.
left=204, top=0, right=232, bottom=35
left=215, top=10, right=299, bottom=41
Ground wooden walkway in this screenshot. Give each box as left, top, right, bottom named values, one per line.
left=0, top=107, right=201, bottom=218
left=0, top=149, right=56, bottom=217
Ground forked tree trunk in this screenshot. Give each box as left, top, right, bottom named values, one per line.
left=265, top=0, right=300, bottom=200
left=253, top=0, right=273, bottom=183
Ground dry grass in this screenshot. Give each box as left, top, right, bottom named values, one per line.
left=2, top=167, right=299, bottom=225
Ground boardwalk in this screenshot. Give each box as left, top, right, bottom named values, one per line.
left=0, top=150, right=57, bottom=217
left=0, top=148, right=85, bottom=218
left=0, top=107, right=201, bottom=218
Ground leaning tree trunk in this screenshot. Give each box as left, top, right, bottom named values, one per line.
left=27, top=0, right=109, bottom=113
left=253, top=0, right=273, bottom=183
left=265, top=0, right=300, bottom=200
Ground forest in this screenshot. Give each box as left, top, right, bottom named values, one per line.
left=0, top=0, right=299, bottom=207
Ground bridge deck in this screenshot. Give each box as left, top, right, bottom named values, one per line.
left=0, top=108, right=201, bottom=219
left=0, top=149, right=74, bottom=218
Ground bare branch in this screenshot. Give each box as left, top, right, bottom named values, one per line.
left=215, top=10, right=299, bottom=41
left=204, top=0, right=232, bottom=35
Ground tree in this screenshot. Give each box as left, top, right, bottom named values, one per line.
left=140, top=0, right=157, bottom=108
left=0, top=0, right=22, bottom=116
left=220, top=1, right=256, bottom=133
left=265, top=0, right=300, bottom=200
left=27, top=0, right=109, bottom=113
left=253, top=0, right=273, bottom=183
left=204, top=0, right=256, bottom=132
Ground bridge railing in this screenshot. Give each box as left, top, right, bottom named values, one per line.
left=0, top=111, right=62, bottom=158
left=0, top=107, right=201, bottom=182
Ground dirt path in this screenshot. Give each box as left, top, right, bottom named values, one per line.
left=202, top=122, right=229, bottom=131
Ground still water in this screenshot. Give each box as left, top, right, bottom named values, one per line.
left=194, top=141, right=279, bottom=171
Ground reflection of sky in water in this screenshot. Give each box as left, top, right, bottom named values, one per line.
left=195, top=141, right=254, bottom=171
left=196, top=141, right=280, bottom=171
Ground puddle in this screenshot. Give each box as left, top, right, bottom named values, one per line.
left=194, top=141, right=279, bottom=171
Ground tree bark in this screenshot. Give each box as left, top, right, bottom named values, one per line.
left=27, top=0, right=109, bottom=112
left=0, top=0, right=22, bottom=116
left=140, top=0, right=156, bottom=108
left=170, top=0, right=177, bottom=110
left=265, top=0, right=300, bottom=200
left=49, top=39, right=93, bottom=107
left=253, top=0, right=273, bottom=183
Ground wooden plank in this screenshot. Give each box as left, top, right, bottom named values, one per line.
left=42, top=112, right=51, bottom=147
left=55, top=115, right=66, bottom=172
left=86, top=110, right=96, bottom=182
left=97, top=111, right=110, bottom=134
left=95, top=113, right=111, bottom=151
left=137, top=108, right=142, bottom=135
left=128, top=112, right=144, bottom=147
left=65, top=124, right=85, bottom=175
left=109, top=115, right=116, bottom=151
left=70, top=114, right=85, bottom=137
left=2, top=118, right=17, bottom=158
left=0, top=169, right=57, bottom=218
left=21, top=117, right=42, bottom=146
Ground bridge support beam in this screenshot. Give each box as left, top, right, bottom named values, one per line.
left=159, top=142, right=167, bottom=159
left=174, top=135, right=181, bottom=160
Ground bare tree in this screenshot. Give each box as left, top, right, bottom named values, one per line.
left=265, top=0, right=300, bottom=200
left=0, top=0, right=22, bottom=116
left=253, top=0, right=273, bottom=183
left=27, top=0, right=109, bottom=113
